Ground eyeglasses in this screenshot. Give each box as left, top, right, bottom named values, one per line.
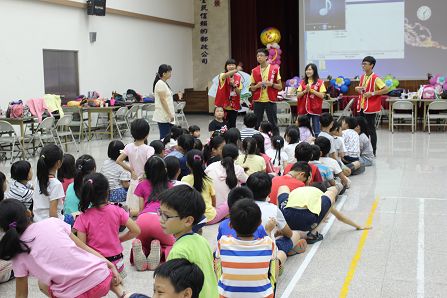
left=157, top=208, right=180, bottom=221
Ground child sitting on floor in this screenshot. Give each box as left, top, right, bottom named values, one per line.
left=5, top=161, right=33, bottom=211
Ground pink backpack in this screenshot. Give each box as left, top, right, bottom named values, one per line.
left=6, top=101, right=24, bottom=118
left=419, top=85, right=436, bottom=99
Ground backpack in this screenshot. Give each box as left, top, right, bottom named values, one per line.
left=418, top=85, right=437, bottom=99
left=6, top=100, right=24, bottom=118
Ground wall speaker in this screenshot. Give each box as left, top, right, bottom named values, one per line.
left=87, top=0, right=106, bottom=16
left=89, top=32, right=97, bottom=43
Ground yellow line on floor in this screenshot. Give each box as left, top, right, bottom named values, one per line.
left=339, top=196, right=380, bottom=298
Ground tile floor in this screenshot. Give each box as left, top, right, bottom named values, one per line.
left=0, top=114, right=446, bottom=297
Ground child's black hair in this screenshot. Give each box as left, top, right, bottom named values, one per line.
left=345, top=116, right=359, bottom=129
left=37, top=144, right=63, bottom=196
left=150, top=140, right=165, bottom=156
left=11, top=161, right=31, bottom=182
left=79, top=173, right=109, bottom=212
left=165, top=156, right=181, bottom=181
left=186, top=150, right=209, bottom=193
left=57, top=154, right=76, bottom=183
left=224, top=127, right=241, bottom=147
left=159, top=185, right=205, bottom=225
left=130, top=119, right=150, bottom=141
left=144, top=156, right=168, bottom=203
left=315, top=136, right=331, bottom=157
left=221, top=144, right=239, bottom=189
left=242, top=137, right=258, bottom=163
left=188, top=125, right=201, bottom=134
left=298, top=115, right=315, bottom=137
left=290, top=161, right=311, bottom=180
left=356, top=116, right=370, bottom=137
left=163, top=125, right=184, bottom=145
left=284, top=125, right=299, bottom=140
left=295, top=142, right=313, bottom=162
left=0, top=199, right=32, bottom=260
left=74, top=155, right=96, bottom=199
left=230, top=199, right=262, bottom=236
left=154, top=258, right=204, bottom=298
left=0, top=172, right=6, bottom=201
left=203, top=135, right=225, bottom=164
left=193, top=138, right=203, bottom=151
left=259, top=121, right=273, bottom=136
left=329, top=120, right=341, bottom=133
left=310, top=145, right=321, bottom=161
left=107, top=140, right=125, bottom=161
left=246, top=172, right=272, bottom=201
left=243, top=113, right=257, bottom=128
left=320, top=112, right=334, bottom=128
left=227, top=186, right=254, bottom=209
left=177, top=134, right=195, bottom=153
left=285, top=128, right=300, bottom=144
left=252, top=133, right=266, bottom=154
left=311, top=182, right=328, bottom=192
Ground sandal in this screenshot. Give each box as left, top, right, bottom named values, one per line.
left=306, top=231, right=323, bottom=244
left=287, top=239, right=308, bottom=256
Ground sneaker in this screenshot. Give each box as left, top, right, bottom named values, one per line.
left=147, top=240, right=161, bottom=270
left=287, top=239, right=308, bottom=256
left=345, top=177, right=352, bottom=189
left=131, top=239, right=148, bottom=271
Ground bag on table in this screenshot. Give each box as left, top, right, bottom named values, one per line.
left=6, top=100, right=24, bottom=118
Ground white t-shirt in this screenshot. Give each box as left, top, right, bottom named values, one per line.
left=255, top=200, right=287, bottom=233
left=359, top=133, right=374, bottom=159
left=284, top=142, right=298, bottom=163
left=333, top=136, right=346, bottom=161
left=318, top=131, right=336, bottom=155
left=266, top=148, right=289, bottom=173
left=33, top=178, right=65, bottom=222
left=320, top=157, right=342, bottom=175
left=342, top=129, right=360, bottom=158
left=153, top=80, right=175, bottom=123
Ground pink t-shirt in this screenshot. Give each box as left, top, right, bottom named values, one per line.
left=12, top=218, right=109, bottom=298
left=123, top=143, right=155, bottom=178
left=135, top=179, right=173, bottom=214
left=74, top=204, right=129, bottom=258
left=62, top=178, right=74, bottom=194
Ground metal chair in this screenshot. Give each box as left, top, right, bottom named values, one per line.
left=126, top=105, right=141, bottom=123
left=391, top=100, right=414, bottom=133
left=276, top=101, right=292, bottom=126
left=63, top=107, right=88, bottom=141
left=426, top=100, right=447, bottom=133
left=113, top=107, right=130, bottom=138
left=54, top=115, right=79, bottom=152
left=141, top=104, right=156, bottom=127
left=0, top=121, right=26, bottom=163
left=333, top=98, right=355, bottom=120
left=322, top=101, right=331, bottom=112
left=175, top=102, right=188, bottom=128
left=28, top=117, right=57, bottom=148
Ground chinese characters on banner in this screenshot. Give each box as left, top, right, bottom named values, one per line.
left=200, top=0, right=208, bottom=64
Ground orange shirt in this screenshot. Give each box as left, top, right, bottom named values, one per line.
left=283, top=163, right=323, bottom=184
left=269, top=175, right=305, bottom=205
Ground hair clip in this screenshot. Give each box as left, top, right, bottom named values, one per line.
left=193, top=154, right=202, bottom=161
left=8, top=221, right=17, bottom=229
left=87, top=179, right=93, bottom=184
left=41, top=154, right=46, bottom=159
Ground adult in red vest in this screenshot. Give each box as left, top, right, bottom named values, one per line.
left=250, top=48, right=282, bottom=130
left=214, top=59, right=242, bottom=128
left=354, top=56, right=388, bottom=156
left=296, top=63, right=327, bottom=135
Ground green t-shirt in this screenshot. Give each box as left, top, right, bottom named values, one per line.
left=63, top=183, right=79, bottom=215
left=168, top=233, right=218, bottom=298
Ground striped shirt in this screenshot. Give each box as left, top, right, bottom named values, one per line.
left=5, top=180, right=33, bottom=210
left=100, top=159, right=131, bottom=190
left=240, top=128, right=259, bottom=141
left=216, top=236, right=276, bottom=298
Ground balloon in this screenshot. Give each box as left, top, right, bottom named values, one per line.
left=269, top=49, right=276, bottom=56
left=392, top=79, right=399, bottom=87
left=340, top=85, right=349, bottom=93
left=276, top=48, right=282, bottom=55
left=335, top=77, right=344, bottom=87
left=437, top=76, right=445, bottom=84
left=330, top=79, right=336, bottom=86
left=344, top=78, right=351, bottom=86
left=260, top=27, right=281, bottom=45
left=385, top=79, right=393, bottom=88
left=429, top=76, right=437, bottom=85
left=443, top=82, right=447, bottom=91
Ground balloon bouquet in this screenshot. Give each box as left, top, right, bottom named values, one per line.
left=428, top=74, right=447, bottom=95
left=284, top=76, right=301, bottom=97
left=381, top=74, right=400, bottom=92
left=329, top=76, right=351, bottom=94
left=260, top=27, right=282, bottom=65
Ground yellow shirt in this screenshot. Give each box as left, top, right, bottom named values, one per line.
left=250, top=65, right=282, bottom=103
left=286, top=186, right=324, bottom=215
left=360, top=74, right=386, bottom=109
left=297, top=79, right=327, bottom=93
left=219, top=72, right=242, bottom=110
left=236, top=154, right=266, bottom=176
left=181, top=175, right=217, bottom=221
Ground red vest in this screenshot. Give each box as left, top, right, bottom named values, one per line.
left=357, top=73, right=382, bottom=113
left=297, top=79, right=324, bottom=115
left=215, top=73, right=242, bottom=110
left=251, top=64, right=280, bottom=102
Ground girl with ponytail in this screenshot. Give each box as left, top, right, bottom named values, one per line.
left=33, top=144, right=64, bottom=222
left=74, top=173, right=140, bottom=277
left=205, top=144, right=248, bottom=224
left=203, top=135, right=225, bottom=166
left=181, top=150, right=217, bottom=223
left=0, top=199, right=126, bottom=297
left=266, top=135, right=289, bottom=175
left=236, top=137, right=266, bottom=175
left=252, top=133, right=276, bottom=175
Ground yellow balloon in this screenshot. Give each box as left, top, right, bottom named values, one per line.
left=260, top=27, right=281, bottom=45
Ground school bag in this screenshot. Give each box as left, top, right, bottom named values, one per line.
left=418, top=85, right=437, bottom=99
left=6, top=100, right=24, bottom=118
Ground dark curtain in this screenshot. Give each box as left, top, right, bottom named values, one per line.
left=230, top=0, right=299, bottom=81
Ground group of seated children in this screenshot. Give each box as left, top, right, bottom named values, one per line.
left=0, top=109, right=374, bottom=297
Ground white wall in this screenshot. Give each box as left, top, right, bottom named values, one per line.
left=0, top=0, right=193, bottom=108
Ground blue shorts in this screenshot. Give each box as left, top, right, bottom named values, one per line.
left=109, top=188, right=128, bottom=203
left=278, top=193, right=332, bottom=231
left=276, top=236, right=293, bottom=254
left=128, top=294, right=150, bottom=298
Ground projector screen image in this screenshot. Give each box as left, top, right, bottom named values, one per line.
left=301, top=0, right=447, bottom=79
